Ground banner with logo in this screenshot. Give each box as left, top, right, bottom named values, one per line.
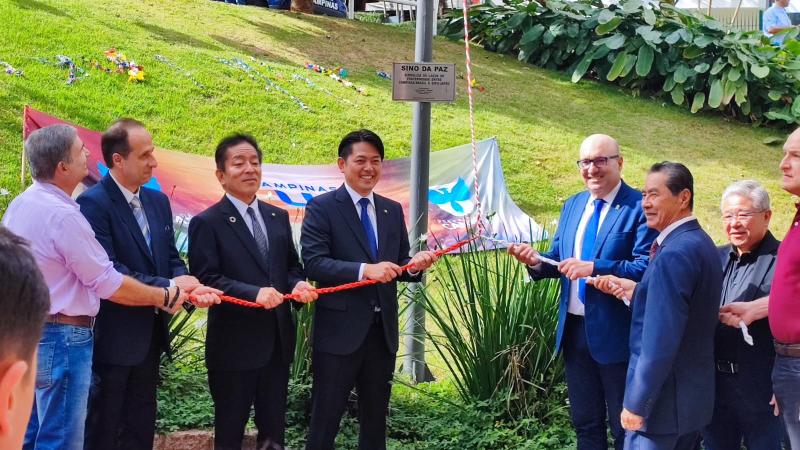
left=23, top=107, right=543, bottom=252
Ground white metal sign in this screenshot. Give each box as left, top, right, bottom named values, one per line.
left=392, top=62, right=456, bottom=102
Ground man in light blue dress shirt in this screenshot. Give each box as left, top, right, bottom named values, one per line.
left=763, top=0, right=796, bottom=45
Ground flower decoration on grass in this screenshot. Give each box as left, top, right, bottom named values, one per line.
left=36, top=56, right=88, bottom=84
left=376, top=70, right=391, bottom=80
left=86, top=48, right=145, bottom=82
left=304, top=62, right=366, bottom=95
left=154, top=54, right=206, bottom=90
left=1, top=61, right=23, bottom=77
left=219, top=57, right=310, bottom=111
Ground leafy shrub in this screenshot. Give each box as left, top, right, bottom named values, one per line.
left=417, top=240, right=565, bottom=421
left=443, top=0, right=800, bottom=126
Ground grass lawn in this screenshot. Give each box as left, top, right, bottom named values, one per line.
left=1, top=0, right=796, bottom=239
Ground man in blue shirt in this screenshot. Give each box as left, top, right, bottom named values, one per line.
left=763, top=0, right=796, bottom=45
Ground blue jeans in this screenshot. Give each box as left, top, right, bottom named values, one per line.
left=23, top=323, right=94, bottom=450
left=773, top=354, right=800, bottom=448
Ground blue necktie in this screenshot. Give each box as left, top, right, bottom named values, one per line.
left=358, top=198, right=378, bottom=260
left=130, top=196, right=151, bottom=249
left=578, top=198, right=605, bottom=303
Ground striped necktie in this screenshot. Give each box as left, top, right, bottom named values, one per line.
left=247, top=207, right=269, bottom=260
left=130, top=196, right=151, bottom=248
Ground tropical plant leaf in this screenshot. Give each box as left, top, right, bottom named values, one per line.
left=671, top=86, right=685, bottom=105
left=691, top=92, right=706, bottom=113
left=636, top=45, right=654, bottom=77
left=708, top=79, right=723, bottom=108
left=751, top=65, right=769, bottom=78
left=607, top=52, right=629, bottom=81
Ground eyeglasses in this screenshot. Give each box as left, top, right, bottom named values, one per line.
left=576, top=155, right=620, bottom=170
left=722, top=210, right=766, bottom=223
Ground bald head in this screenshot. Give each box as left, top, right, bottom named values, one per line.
left=578, top=134, right=623, bottom=197
left=781, top=128, right=800, bottom=195
left=579, top=134, right=620, bottom=158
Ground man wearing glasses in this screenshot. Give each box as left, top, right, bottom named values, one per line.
left=703, top=180, right=783, bottom=450
left=508, top=134, right=656, bottom=450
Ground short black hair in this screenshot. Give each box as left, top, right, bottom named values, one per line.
left=649, top=161, right=694, bottom=210
left=338, top=129, right=384, bottom=160
left=0, top=227, right=49, bottom=362
left=101, top=118, right=146, bottom=168
left=214, top=134, right=262, bottom=171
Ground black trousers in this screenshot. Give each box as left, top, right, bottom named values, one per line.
left=84, top=318, right=163, bottom=450
left=306, top=316, right=395, bottom=450
left=208, top=339, right=290, bottom=450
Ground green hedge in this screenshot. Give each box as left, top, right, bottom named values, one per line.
left=443, top=0, right=800, bottom=126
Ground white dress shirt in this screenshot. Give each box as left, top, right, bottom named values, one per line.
left=655, top=215, right=697, bottom=246
left=567, top=181, right=622, bottom=316
left=343, top=183, right=378, bottom=281
left=226, top=193, right=269, bottom=244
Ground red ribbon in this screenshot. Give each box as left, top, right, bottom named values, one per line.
left=188, top=235, right=479, bottom=309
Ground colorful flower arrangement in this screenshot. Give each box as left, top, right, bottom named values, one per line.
left=86, top=48, right=144, bottom=82
left=304, top=62, right=366, bottom=95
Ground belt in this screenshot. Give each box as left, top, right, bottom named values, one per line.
left=715, top=360, right=738, bottom=374
left=774, top=341, right=800, bottom=358
left=46, top=313, right=95, bottom=329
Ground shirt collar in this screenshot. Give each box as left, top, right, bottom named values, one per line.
left=589, top=180, right=622, bottom=206
left=33, top=180, right=79, bottom=208
left=109, top=172, right=139, bottom=204
left=226, top=193, right=259, bottom=218
left=343, top=182, right=375, bottom=208
left=656, top=215, right=696, bottom=245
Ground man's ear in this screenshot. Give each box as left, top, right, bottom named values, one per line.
left=0, top=360, right=29, bottom=437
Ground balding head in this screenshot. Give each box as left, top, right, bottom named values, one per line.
left=781, top=128, right=800, bottom=195
left=577, top=134, right=623, bottom=197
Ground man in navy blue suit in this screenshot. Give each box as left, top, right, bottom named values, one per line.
left=77, top=119, right=221, bottom=450
left=188, top=134, right=318, bottom=450
left=301, top=129, right=438, bottom=450
left=508, top=134, right=656, bottom=450
left=594, top=162, right=722, bottom=450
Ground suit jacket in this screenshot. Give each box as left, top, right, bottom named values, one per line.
left=76, top=174, right=187, bottom=366
left=528, top=181, right=657, bottom=364
left=300, top=185, right=421, bottom=356
left=715, top=232, right=779, bottom=413
left=188, top=195, right=305, bottom=371
left=624, top=219, right=722, bottom=435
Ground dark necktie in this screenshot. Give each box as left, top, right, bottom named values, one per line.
left=649, top=240, right=660, bottom=260
left=578, top=198, right=605, bottom=303
left=246, top=207, right=269, bottom=260
left=358, top=198, right=378, bottom=260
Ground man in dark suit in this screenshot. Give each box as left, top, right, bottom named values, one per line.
left=78, top=119, right=220, bottom=450
left=188, top=134, right=317, bottom=450
left=300, top=129, right=438, bottom=450
left=594, top=162, right=722, bottom=450
left=704, top=180, right=783, bottom=450
left=508, top=134, right=656, bottom=450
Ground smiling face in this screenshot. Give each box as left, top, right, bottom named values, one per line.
left=578, top=134, right=623, bottom=198
left=338, top=141, right=382, bottom=197
left=721, top=194, right=771, bottom=254
left=215, top=141, right=262, bottom=203
left=642, top=171, right=692, bottom=232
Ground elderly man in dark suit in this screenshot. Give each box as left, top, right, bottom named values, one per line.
left=300, top=129, right=438, bottom=450
left=702, top=180, right=783, bottom=450
left=593, top=162, right=722, bottom=450
left=78, top=119, right=220, bottom=450
left=508, top=134, right=656, bottom=450
left=188, top=134, right=318, bottom=450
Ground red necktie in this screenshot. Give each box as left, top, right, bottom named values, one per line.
left=649, top=241, right=660, bottom=260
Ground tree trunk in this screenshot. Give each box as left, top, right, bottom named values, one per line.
left=291, top=0, right=314, bottom=13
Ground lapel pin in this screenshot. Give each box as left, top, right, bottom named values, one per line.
left=615, top=204, right=620, bottom=210
left=271, top=212, right=276, bottom=217
left=383, top=209, right=388, bottom=214
left=229, top=216, right=237, bottom=223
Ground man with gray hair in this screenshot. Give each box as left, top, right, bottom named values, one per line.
left=1, top=124, right=218, bottom=450
left=704, top=180, right=783, bottom=450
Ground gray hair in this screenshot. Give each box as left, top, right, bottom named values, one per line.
left=720, top=180, right=771, bottom=212
left=25, top=125, right=78, bottom=181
